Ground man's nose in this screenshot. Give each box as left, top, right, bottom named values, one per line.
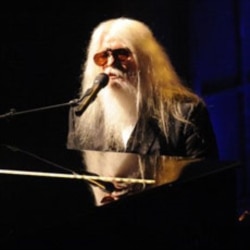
left=106, top=54, right=115, bottom=66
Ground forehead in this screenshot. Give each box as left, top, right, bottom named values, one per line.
left=101, top=36, right=126, bottom=50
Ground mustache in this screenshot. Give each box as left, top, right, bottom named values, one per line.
left=104, top=68, right=138, bottom=80
left=104, top=68, right=124, bottom=78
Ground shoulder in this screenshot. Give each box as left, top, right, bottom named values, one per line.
left=178, top=97, right=208, bottom=118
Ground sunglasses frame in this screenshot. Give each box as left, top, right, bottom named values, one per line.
left=93, top=48, right=132, bottom=66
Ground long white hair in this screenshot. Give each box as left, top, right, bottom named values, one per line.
left=74, top=17, right=201, bottom=151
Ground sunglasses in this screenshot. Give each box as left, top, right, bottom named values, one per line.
left=93, top=48, right=132, bottom=66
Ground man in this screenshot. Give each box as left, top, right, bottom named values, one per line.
left=67, top=17, right=219, bottom=205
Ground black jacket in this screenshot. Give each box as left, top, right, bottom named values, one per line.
left=127, top=102, right=219, bottom=159
left=67, top=101, right=219, bottom=159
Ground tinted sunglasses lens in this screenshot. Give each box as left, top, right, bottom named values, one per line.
left=114, top=49, right=131, bottom=62
left=93, top=51, right=108, bottom=66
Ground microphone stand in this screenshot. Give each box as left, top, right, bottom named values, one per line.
left=0, top=98, right=79, bottom=120
left=0, top=73, right=109, bottom=120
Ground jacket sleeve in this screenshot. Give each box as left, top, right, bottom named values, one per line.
left=182, top=101, right=219, bottom=159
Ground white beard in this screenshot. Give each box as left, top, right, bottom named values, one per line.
left=76, top=69, right=139, bottom=151
left=99, top=81, right=138, bottom=147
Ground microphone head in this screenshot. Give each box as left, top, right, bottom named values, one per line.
left=74, top=73, right=109, bottom=116
left=94, top=73, right=109, bottom=88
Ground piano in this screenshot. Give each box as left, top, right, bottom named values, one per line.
left=0, top=145, right=239, bottom=249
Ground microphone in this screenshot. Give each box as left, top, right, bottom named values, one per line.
left=75, top=73, right=109, bottom=116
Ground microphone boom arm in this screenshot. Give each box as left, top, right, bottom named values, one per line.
left=0, top=98, right=79, bottom=120
left=0, top=73, right=109, bottom=120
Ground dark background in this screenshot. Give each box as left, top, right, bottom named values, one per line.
left=0, top=0, right=249, bottom=246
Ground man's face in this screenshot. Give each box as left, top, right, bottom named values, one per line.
left=93, top=39, right=137, bottom=89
